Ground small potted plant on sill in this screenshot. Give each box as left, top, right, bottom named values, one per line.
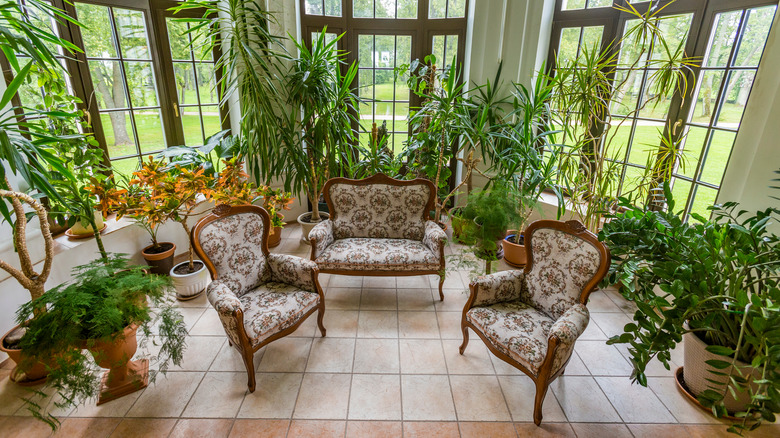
left=599, top=183, right=780, bottom=435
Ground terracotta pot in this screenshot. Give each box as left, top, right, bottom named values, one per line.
left=0, top=325, right=48, bottom=386
left=268, top=213, right=284, bottom=248
left=170, top=260, right=210, bottom=301
left=87, top=323, right=149, bottom=405
left=298, top=212, right=330, bottom=245
left=141, top=242, right=176, bottom=276
left=502, top=233, right=527, bottom=268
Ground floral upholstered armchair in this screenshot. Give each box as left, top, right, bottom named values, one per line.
left=459, top=220, right=609, bottom=425
left=192, top=204, right=326, bottom=392
left=309, top=174, right=448, bottom=300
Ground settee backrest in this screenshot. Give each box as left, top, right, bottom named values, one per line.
left=324, top=174, right=435, bottom=240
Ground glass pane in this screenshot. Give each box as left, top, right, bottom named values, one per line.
left=173, top=62, right=196, bottom=104
left=619, top=19, right=649, bottom=68
left=734, top=6, right=776, bottom=67
left=432, top=35, right=445, bottom=67
left=358, top=69, right=373, bottom=100
left=376, top=73, right=394, bottom=100
left=429, top=0, right=446, bottom=18
left=18, top=64, right=45, bottom=108
left=557, top=27, right=581, bottom=64
left=111, top=157, right=140, bottom=179
left=166, top=19, right=192, bottom=61
left=196, top=64, right=218, bottom=104
left=703, top=11, right=742, bottom=68
left=562, top=0, right=586, bottom=10
left=354, top=0, right=372, bottom=17
left=376, top=0, right=395, bottom=18
left=699, top=129, right=735, bottom=185
left=689, top=185, right=718, bottom=220
left=716, top=70, right=754, bottom=127
left=588, top=0, right=612, bottom=8
left=305, top=0, right=323, bottom=15
left=621, top=166, right=648, bottom=200
left=325, top=0, right=342, bottom=16
left=581, top=26, right=602, bottom=53
left=201, top=105, right=222, bottom=140
left=628, top=121, right=665, bottom=165
left=397, top=35, right=412, bottom=66
left=100, top=111, right=136, bottom=157
left=114, top=9, right=150, bottom=60
left=689, top=70, right=724, bottom=125
left=181, top=106, right=204, bottom=146
left=375, top=35, right=394, bottom=68
left=124, top=61, right=159, bottom=107
left=639, top=70, right=673, bottom=119
left=25, top=1, right=63, bottom=54
left=397, top=0, right=417, bottom=19
left=605, top=117, right=631, bottom=161
left=611, top=69, right=640, bottom=115
left=89, top=60, right=129, bottom=110
left=669, top=178, right=692, bottom=213
left=651, top=14, right=692, bottom=62
left=448, top=0, right=466, bottom=18
left=136, top=109, right=166, bottom=154
left=676, top=126, right=707, bottom=178
left=444, top=35, right=459, bottom=68
left=359, top=34, right=373, bottom=68
left=75, top=3, right=117, bottom=58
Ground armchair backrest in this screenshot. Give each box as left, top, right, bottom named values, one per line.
left=523, top=220, right=610, bottom=319
left=323, top=174, right=435, bottom=240
left=192, top=204, right=271, bottom=297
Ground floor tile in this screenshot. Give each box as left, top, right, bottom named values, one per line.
left=629, top=423, right=692, bottom=438
left=403, top=421, right=460, bottom=437
left=575, top=341, right=633, bottom=376
left=229, top=419, right=289, bottom=438
left=210, top=341, right=260, bottom=372
left=647, top=377, right=721, bottom=424
left=434, top=288, right=469, bottom=311
left=570, top=423, right=633, bottom=438
left=398, top=311, right=440, bottom=338
left=288, top=420, right=346, bottom=438
left=559, top=351, right=590, bottom=376
left=397, top=289, right=436, bottom=311
left=127, top=371, right=204, bottom=417
left=0, top=372, right=35, bottom=415
left=0, top=416, right=54, bottom=438
left=578, top=320, right=608, bottom=341
left=306, top=338, right=355, bottom=373
left=514, top=422, right=575, bottom=437
left=353, top=339, right=400, bottom=373
left=589, top=313, right=633, bottom=339
left=320, top=310, right=359, bottom=338
left=169, top=419, right=233, bottom=438
left=360, top=288, right=397, bottom=310
left=69, top=387, right=143, bottom=418
left=288, top=315, right=318, bottom=338
left=177, top=307, right=209, bottom=333
left=437, top=311, right=464, bottom=339
left=550, top=376, right=622, bottom=422
left=443, top=339, right=495, bottom=374
left=238, top=373, right=303, bottom=419
left=450, top=375, right=511, bottom=421
left=182, top=372, right=247, bottom=418
left=177, top=336, right=225, bottom=371
left=257, top=337, right=312, bottom=373
left=357, top=311, right=398, bottom=338
left=586, top=291, right=623, bottom=313
left=175, top=291, right=210, bottom=308
left=401, top=375, right=457, bottom=421
left=397, top=276, right=431, bottom=288
left=188, top=310, right=225, bottom=336
left=293, top=373, right=351, bottom=419
left=595, top=376, right=676, bottom=423
left=108, top=418, right=177, bottom=438
left=329, top=275, right=363, bottom=288
left=53, top=418, right=121, bottom=437
left=602, top=288, right=638, bottom=313
left=459, top=421, right=518, bottom=437
left=323, top=288, right=361, bottom=310
left=614, top=344, right=676, bottom=377
left=499, top=375, right=567, bottom=422
left=363, top=277, right=396, bottom=289
left=348, top=374, right=401, bottom=420
left=399, top=339, right=448, bottom=374
left=345, top=421, right=402, bottom=437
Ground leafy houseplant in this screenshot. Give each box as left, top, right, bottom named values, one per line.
left=599, top=185, right=780, bottom=435
left=17, top=254, right=187, bottom=428
left=345, top=121, right=402, bottom=180
left=257, top=186, right=294, bottom=248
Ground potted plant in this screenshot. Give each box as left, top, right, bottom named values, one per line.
left=16, top=254, right=187, bottom=428
left=458, top=183, right=517, bottom=275
left=258, top=186, right=294, bottom=248
left=599, top=184, right=780, bottom=435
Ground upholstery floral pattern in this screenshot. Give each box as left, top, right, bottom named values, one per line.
left=206, top=281, right=243, bottom=346
left=549, top=304, right=589, bottom=374
left=268, top=253, right=317, bottom=292
left=309, top=219, right=334, bottom=259
left=525, top=228, right=602, bottom=319
left=327, top=182, right=431, bottom=240
left=314, top=238, right=440, bottom=271
left=466, top=300, right=554, bottom=376
left=198, top=212, right=270, bottom=296
left=471, top=270, right=526, bottom=307
left=239, top=282, right=320, bottom=347
left=423, top=220, right=447, bottom=255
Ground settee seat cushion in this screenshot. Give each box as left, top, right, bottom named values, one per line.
left=466, top=300, right=554, bottom=376
left=239, top=282, right=320, bottom=347
left=314, top=237, right=440, bottom=272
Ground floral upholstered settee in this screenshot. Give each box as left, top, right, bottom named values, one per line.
left=308, top=174, right=448, bottom=300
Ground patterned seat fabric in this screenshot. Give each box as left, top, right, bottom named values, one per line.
left=314, top=237, right=440, bottom=271
left=466, top=300, right=554, bottom=376
left=239, top=282, right=320, bottom=347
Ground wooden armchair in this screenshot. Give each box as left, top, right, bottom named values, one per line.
left=192, top=205, right=326, bottom=392
left=459, top=220, right=609, bottom=425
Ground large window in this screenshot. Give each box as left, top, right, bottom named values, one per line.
left=300, top=0, right=469, bottom=153
left=550, top=0, right=777, bottom=219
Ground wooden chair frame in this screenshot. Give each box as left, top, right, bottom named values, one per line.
left=192, top=204, right=326, bottom=392
left=459, top=219, right=610, bottom=425
left=310, top=173, right=447, bottom=300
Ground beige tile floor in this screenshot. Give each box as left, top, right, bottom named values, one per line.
left=1, top=223, right=778, bottom=437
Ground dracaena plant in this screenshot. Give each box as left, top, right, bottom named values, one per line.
left=599, top=183, right=780, bottom=435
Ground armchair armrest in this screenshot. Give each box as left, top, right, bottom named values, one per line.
left=309, top=219, right=334, bottom=260
left=206, top=281, right=244, bottom=347
left=548, top=304, right=590, bottom=374
left=268, top=253, right=318, bottom=293
left=423, top=220, right=447, bottom=256
left=468, top=270, right=526, bottom=308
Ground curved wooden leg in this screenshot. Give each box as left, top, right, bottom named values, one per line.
left=242, top=350, right=256, bottom=393
left=459, top=325, right=469, bottom=355
left=438, top=274, right=445, bottom=301
left=317, top=304, right=327, bottom=337
left=228, top=340, right=233, bottom=347
left=533, top=379, right=549, bottom=426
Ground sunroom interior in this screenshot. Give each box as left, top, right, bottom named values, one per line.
left=1, top=0, right=779, bottom=437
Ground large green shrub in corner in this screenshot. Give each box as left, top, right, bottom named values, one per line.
left=599, top=184, right=780, bottom=434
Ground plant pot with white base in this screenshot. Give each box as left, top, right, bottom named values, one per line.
left=170, top=260, right=210, bottom=300
left=298, top=212, right=329, bottom=245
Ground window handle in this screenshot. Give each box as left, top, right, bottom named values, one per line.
left=173, top=103, right=179, bottom=118
left=672, top=119, right=682, bottom=136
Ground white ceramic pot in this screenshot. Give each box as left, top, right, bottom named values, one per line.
left=170, top=261, right=210, bottom=301
left=68, top=210, right=105, bottom=236
left=298, top=212, right=329, bottom=245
